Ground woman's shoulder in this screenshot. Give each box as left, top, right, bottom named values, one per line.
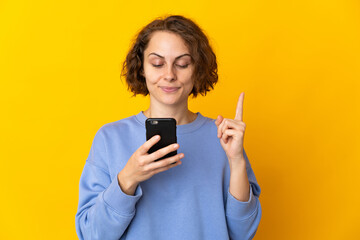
left=198, top=113, right=217, bottom=127
left=96, top=113, right=143, bottom=136
left=185, top=112, right=218, bottom=136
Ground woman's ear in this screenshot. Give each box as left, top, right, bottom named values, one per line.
left=140, top=68, right=145, bottom=77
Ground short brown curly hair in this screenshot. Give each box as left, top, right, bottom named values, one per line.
left=121, top=15, right=218, bottom=98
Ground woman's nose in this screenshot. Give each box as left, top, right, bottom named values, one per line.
left=164, top=66, right=176, bottom=81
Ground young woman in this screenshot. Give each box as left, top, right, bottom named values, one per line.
left=76, top=15, right=262, bottom=240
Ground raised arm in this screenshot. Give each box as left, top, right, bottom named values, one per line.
left=215, top=93, right=262, bottom=239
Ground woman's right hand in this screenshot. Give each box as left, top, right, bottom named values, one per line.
left=117, top=135, right=184, bottom=195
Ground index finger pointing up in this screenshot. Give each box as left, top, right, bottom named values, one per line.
left=235, top=92, right=244, bottom=121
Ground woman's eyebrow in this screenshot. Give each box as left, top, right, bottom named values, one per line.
left=148, top=53, right=192, bottom=59
left=148, top=53, right=164, bottom=58
left=175, top=54, right=192, bottom=60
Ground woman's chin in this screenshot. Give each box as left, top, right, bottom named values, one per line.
left=159, top=96, right=186, bottom=106
left=162, top=99, right=182, bottom=106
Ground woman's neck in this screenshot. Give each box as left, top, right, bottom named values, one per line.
left=143, top=105, right=197, bottom=125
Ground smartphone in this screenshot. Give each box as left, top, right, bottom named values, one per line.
left=146, top=118, right=177, bottom=161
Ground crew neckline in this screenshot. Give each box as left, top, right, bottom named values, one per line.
left=135, top=111, right=207, bottom=134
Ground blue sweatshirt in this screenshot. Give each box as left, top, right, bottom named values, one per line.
left=75, top=111, right=262, bottom=240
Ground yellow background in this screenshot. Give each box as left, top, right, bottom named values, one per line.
left=1, top=0, right=359, bottom=239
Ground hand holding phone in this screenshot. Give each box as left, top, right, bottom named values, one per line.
left=117, top=119, right=183, bottom=196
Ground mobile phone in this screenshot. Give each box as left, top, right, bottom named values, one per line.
left=146, top=118, right=177, bottom=161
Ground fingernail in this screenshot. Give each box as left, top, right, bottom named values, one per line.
left=174, top=144, right=179, bottom=149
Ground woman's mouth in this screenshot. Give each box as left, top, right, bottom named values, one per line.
left=160, top=87, right=180, bottom=93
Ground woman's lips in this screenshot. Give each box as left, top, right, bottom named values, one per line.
left=160, top=87, right=180, bottom=93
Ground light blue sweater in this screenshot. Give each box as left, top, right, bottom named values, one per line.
left=75, top=111, right=262, bottom=240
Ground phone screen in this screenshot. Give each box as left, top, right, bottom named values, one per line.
left=146, top=118, right=177, bottom=161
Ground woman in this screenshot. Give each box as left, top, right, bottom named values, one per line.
left=75, top=15, right=262, bottom=240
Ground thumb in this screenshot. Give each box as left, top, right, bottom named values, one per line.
left=215, top=115, right=223, bottom=127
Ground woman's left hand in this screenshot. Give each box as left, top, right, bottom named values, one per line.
left=215, top=92, right=246, bottom=169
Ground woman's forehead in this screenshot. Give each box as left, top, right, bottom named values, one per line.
left=145, top=31, right=190, bottom=58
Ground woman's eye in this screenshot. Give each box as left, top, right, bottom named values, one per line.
left=176, top=64, right=189, bottom=69
left=152, top=64, right=163, bottom=68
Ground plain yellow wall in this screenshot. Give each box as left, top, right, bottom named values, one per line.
left=1, top=0, right=359, bottom=239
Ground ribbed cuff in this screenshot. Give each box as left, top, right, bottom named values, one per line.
left=103, top=176, right=142, bottom=216
left=226, top=185, right=258, bottom=220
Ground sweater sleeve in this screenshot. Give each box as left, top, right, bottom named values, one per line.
left=75, top=128, right=143, bottom=240
left=225, top=150, right=262, bottom=240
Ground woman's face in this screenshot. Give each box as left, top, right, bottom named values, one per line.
left=143, top=31, right=194, bottom=107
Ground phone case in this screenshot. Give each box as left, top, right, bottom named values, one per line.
left=146, top=118, right=177, bottom=161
